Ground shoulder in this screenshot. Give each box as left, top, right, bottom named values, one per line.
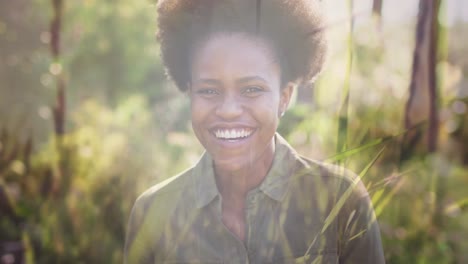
left=138, top=167, right=192, bottom=201
left=276, top=134, right=359, bottom=188
left=295, top=155, right=364, bottom=191
left=132, top=166, right=194, bottom=217
left=124, top=167, right=195, bottom=263
left=275, top=134, right=366, bottom=198
left=289, top=155, right=373, bottom=218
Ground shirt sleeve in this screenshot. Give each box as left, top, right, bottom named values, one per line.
left=337, top=176, right=386, bottom=264
left=124, top=196, right=155, bottom=264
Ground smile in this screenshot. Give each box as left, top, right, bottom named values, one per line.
left=213, top=128, right=253, bottom=140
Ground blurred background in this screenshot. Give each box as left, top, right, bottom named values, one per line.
left=0, top=0, right=467, bottom=263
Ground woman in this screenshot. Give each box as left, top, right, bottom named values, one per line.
left=125, top=0, right=385, bottom=263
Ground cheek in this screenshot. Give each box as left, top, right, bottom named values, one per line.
left=255, top=98, right=281, bottom=125
left=190, top=98, right=213, bottom=130
left=190, top=98, right=203, bottom=126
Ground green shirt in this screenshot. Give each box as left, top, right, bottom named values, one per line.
left=124, top=135, right=385, bottom=263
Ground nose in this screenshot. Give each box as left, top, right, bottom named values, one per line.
left=215, top=94, right=243, bottom=120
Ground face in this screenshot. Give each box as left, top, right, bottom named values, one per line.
left=189, top=33, right=293, bottom=172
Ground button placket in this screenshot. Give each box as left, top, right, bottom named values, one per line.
left=245, top=190, right=261, bottom=260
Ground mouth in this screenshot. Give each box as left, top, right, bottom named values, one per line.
left=212, top=128, right=254, bottom=141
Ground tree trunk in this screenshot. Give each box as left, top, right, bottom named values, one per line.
left=372, top=0, right=383, bottom=29
left=402, top=0, right=440, bottom=161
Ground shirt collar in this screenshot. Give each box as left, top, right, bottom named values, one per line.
left=259, top=133, right=298, bottom=201
left=193, top=151, right=220, bottom=209
left=193, top=133, right=299, bottom=208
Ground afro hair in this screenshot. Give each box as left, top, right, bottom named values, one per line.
left=157, top=0, right=327, bottom=91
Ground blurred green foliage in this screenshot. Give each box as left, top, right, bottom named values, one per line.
left=0, top=0, right=467, bottom=263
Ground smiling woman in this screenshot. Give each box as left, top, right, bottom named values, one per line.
left=190, top=33, right=290, bottom=176
left=124, top=1, right=385, bottom=263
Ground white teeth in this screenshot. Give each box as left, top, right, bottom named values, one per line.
left=214, top=129, right=252, bottom=139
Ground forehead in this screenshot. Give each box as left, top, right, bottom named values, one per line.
left=191, top=33, right=280, bottom=82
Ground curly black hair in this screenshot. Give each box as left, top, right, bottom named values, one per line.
left=157, top=0, right=327, bottom=92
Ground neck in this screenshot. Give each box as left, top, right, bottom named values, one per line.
left=214, top=139, right=276, bottom=204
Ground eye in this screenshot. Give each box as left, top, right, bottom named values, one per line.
left=195, top=88, right=219, bottom=97
left=243, top=86, right=264, bottom=96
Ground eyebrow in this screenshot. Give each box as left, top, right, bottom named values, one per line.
left=193, top=76, right=268, bottom=86
left=235, top=76, right=267, bottom=84
left=193, top=78, right=222, bottom=85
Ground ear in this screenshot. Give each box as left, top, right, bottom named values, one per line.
left=279, top=82, right=294, bottom=116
